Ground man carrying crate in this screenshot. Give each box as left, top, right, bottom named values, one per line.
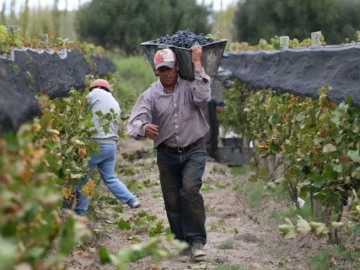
left=127, top=45, right=210, bottom=262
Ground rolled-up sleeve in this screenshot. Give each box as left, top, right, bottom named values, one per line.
left=127, top=91, right=152, bottom=139
left=189, top=68, right=211, bottom=107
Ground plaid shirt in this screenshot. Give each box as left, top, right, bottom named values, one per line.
left=210, top=67, right=232, bottom=105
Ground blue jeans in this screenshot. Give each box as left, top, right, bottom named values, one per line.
left=75, top=144, right=138, bottom=215
left=156, top=140, right=207, bottom=245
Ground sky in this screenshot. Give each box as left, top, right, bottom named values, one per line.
left=3, top=0, right=237, bottom=12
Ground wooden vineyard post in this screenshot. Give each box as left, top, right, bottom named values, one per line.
left=40, top=34, right=49, bottom=46
left=6, top=25, right=19, bottom=33
left=311, top=31, right=322, bottom=47
left=280, top=36, right=290, bottom=49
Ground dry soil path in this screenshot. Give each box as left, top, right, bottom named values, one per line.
left=66, top=139, right=313, bottom=270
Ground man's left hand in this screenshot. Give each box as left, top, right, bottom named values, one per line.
left=191, top=45, right=202, bottom=70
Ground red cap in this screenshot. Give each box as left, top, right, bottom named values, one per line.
left=154, top=49, right=176, bottom=69
left=90, top=79, right=112, bottom=92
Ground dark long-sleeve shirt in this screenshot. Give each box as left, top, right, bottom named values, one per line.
left=127, top=68, right=211, bottom=148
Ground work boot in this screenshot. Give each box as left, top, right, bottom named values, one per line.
left=191, top=242, right=206, bottom=262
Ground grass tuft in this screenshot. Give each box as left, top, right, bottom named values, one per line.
left=217, top=241, right=234, bottom=250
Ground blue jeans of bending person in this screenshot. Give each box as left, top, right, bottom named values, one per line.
left=156, top=139, right=207, bottom=245
left=75, top=143, right=138, bottom=215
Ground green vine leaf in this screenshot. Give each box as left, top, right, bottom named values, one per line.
left=296, top=216, right=311, bottom=234
left=279, top=218, right=296, bottom=238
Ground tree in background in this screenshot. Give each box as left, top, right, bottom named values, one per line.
left=1, top=1, right=6, bottom=25
left=335, top=0, right=360, bottom=41
left=39, top=8, right=52, bottom=34
left=211, top=3, right=237, bottom=42
left=234, top=0, right=360, bottom=44
left=21, top=0, right=30, bottom=32
left=0, top=2, right=78, bottom=40
left=53, top=0, right=60, bottom=37
left=10, top=0, right=17, bottom=23
left=62, top=0, right=69, bottom=37
left=75, top=0, right=210, bottom=55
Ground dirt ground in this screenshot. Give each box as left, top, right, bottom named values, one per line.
left=66, top=138, right=321, bottom=270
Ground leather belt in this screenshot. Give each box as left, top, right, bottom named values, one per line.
left=157, top=138, right=203, bottom=153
